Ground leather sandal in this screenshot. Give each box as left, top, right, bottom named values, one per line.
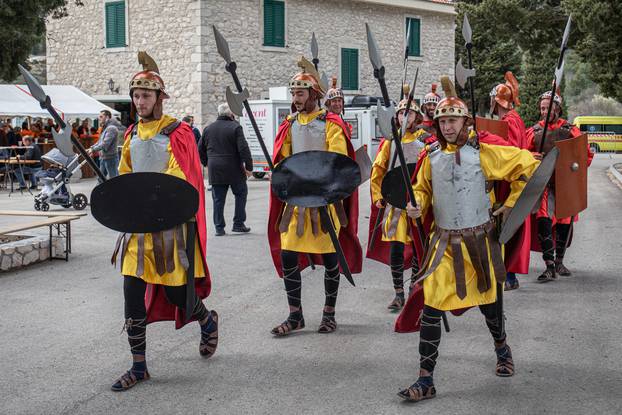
left=397, top=379, right=436, bottom=402
left=495, top=344, right=515, bottom=377
left=199, top=310, right=219, bottom=358
left=111, top=369, right=150, bottom=392
left=271, top=315, right=305, bottom=337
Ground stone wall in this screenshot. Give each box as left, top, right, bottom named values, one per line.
left=46, top=0, right=454, bottom=127
left=201, top=0, right=455, bottom=124
left=46, top=0, right=202, bottom=123
left=0, top=236, right=64, bottom=272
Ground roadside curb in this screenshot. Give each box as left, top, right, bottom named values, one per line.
left=608, top=163, right=622, bottom=186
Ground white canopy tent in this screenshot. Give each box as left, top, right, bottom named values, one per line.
left=0, top=84, right=119, bottom=119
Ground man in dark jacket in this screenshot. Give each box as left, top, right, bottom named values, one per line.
left=88, top=110, right=120, bottom=182
left=199, top=103, right=253, bottom=236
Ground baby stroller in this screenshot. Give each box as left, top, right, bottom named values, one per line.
left=34, top=148, right=89, bottom=211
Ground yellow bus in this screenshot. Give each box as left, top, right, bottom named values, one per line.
left=573, top=115, right=622, bottom=152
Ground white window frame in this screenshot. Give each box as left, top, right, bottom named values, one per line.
left=103, top=0, right=129, bottom=53
left=405, top=14, right=424, bottom=62
left=338, top=44, right=362, bottom=94
left=260, top=0, right=288, bottom=52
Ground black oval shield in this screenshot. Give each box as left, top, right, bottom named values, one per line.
left=271, top=151, right=361, bottom=208
left=91, top=172, right=199, bottom=233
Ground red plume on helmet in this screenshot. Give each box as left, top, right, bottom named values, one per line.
left=490, top=71, right=520, bottom=111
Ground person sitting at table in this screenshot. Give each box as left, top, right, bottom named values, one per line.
left=14, top=136, right=42, bottom=190
left=20, top=121, right=35, bottom=138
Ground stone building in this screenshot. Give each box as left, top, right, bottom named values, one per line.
left=46, top=0, right=455, bottom=127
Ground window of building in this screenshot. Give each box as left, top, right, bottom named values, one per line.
left=406, top=17, right=421, bottom=57
left=263, top=0, right=285, bottom=47
left=341, top=48, right=359, bottom=91
left=105, top=1, right=126, bottom=48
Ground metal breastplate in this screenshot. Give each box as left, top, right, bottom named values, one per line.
left=129, top=132, right=171, bottom=173
left=429, top=144, right=491, bottom=230
left=390, top=138, right=425, bottom=167
left=291, top=116, right=327, bottom=154
left=533, top=123, right=572, bottom=154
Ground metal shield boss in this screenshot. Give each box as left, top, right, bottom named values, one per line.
left=554, top=133, right=588, bottom=218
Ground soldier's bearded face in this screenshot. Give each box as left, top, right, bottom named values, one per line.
left=539, top=99, right=560, bottom=123
left=291, top=89, right=311, bottom=112
left=424, top=103, right=436, bottom=118
left=439, top=116, right=465, bottom=143
left=327, top=98, right=344, bottom=114
left=133, top=89, right=158, bottom=118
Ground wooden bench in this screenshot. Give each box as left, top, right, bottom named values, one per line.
left=0, top=211, right=84, bottom=261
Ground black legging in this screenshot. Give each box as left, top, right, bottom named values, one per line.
left=418, top=303, right=505, bottom=374
left=280, top=250, right=340, bottom=316
left=123, top=276, right=209, bottom=355
left=537, top=217, right=571, bottom=263
left=389, top=241, right=419, bottom=291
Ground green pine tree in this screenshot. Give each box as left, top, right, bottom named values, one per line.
left=0, top=0, right=83, bottom=82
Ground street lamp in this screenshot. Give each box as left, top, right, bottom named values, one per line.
left=107, top=78, right=119, bottom=94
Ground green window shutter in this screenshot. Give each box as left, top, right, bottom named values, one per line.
left=406, top=18, right=421, bottom=57
left=264, top=0, right=285, bottom=47
left=341, top=48, right=359, bottom=91
left=105, top=1, right=126, bottom=48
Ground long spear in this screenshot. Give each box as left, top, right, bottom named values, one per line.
left=213, top=26, right=355, bottom=287
left=365, top=24, right=426, bottom=247
left=18, top=65, right=106, bottom=182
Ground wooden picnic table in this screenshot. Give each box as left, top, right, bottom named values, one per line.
left=0, top=211, right=84, bottom=261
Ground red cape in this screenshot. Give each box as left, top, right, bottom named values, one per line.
left=267, top=112, right=363, bottom=276
left=365, top=137, right=434, bottom=268
left=395, top=131, right=509, bottom=333
left=479, top=123, right=532, bottom=274
left=123, top=121, right=211, bottom=329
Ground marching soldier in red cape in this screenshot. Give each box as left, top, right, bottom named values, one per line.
left=110, top=52, right=218, bottom=391
left=267, top=57, right=362, bottom=336
left=394, top=77, right=539, bottom=402
left=489, top=71, right=531, bottom=290
left=526, top=89, right=593, bottom=282
left=419, top=83, right=440, bottom=135
left=367, top=91, right=432, bottom=310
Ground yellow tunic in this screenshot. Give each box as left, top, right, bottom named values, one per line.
left=370, top=129, right=428, bottom=244
left=118, top=115, right=205, bottom=286
left=415, top=142, right=539, bottom=310
left=278, top=109, right=348, bottom=253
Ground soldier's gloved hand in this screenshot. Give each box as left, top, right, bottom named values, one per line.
left=493, top=205, right=511, bottom=222
left=406, top=202, right=422, bottom=219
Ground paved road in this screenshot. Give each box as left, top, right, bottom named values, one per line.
left=1, top=154, right=621, bottom=414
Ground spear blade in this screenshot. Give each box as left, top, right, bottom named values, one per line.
left=212, top=25, right=232, bottom=64
left=311, top=32, right=319, bottom=61
left=462, top=14, right=473, bottom=46
left=560, top=15, right=572, bottom=55
left=18, top=64, right=49, bottom=108
left=365, top=23, right=383, bottom=71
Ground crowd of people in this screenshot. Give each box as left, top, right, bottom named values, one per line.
left=11, top=47, right=592, bottom=404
